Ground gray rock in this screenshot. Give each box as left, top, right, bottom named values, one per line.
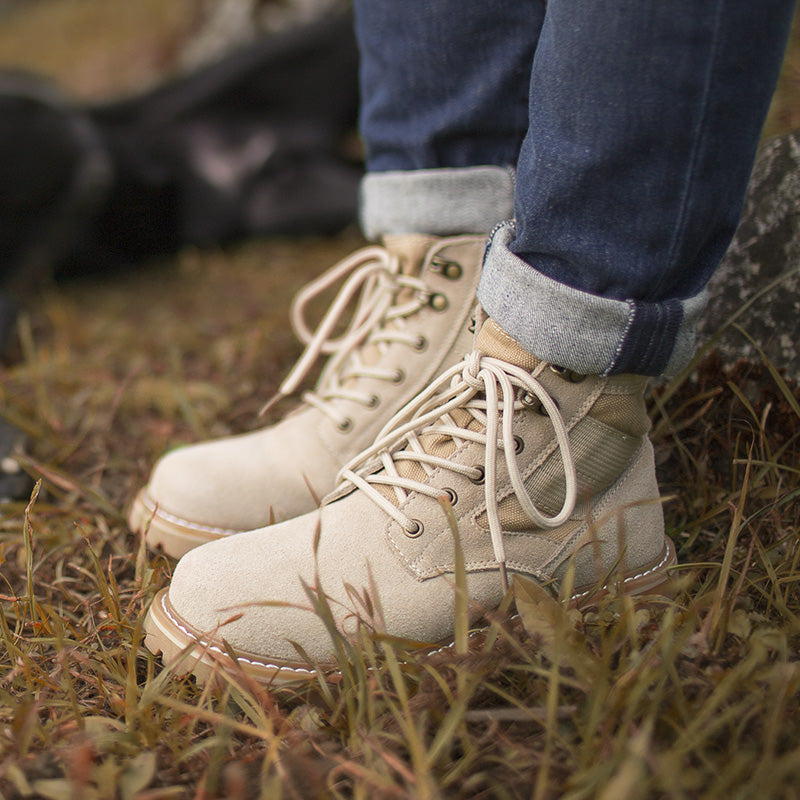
left=701, top=129, right=800, bottom=381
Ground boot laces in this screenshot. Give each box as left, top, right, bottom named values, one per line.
left=337, top=351, right=578, bottom=590
left=260, top=245, right=434, bottom=425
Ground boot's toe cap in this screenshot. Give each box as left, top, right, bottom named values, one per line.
left=165, top=513, right=334, bottom=666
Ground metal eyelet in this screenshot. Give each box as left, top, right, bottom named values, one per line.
left=441, top=487, right=458, bottom=506
left=414, top=335, right=428, bottom=352
left=430, top=256, right=463, bottom=280
left=520, top=392, right=543, bottom=413
left=392, top=368, right=406, bottom=384
left=405, top=519, right=424, bottom=538
left=549, top=364, right=587, bottom=383
left=428, top=293, right=449, bottom=312
left=367, top=394, right=380, bottom=409
left=513, top=436, right=524, bottom=454
left=337, top=417, right=354, bottom=432
left=468, top=466, right=485, bottom=485
left=521, top=392, right=557, bottom=415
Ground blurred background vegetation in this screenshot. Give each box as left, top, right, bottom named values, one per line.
left=0, top=4, right=797, bottom=799
left=0, top=0, right=201, bottom=99
left=0, top=0, right=797, bottom=135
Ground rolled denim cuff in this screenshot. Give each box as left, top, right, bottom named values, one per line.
left=359, top=166, right=515, bottom=239
left=477, top=221, right=707, bottom=377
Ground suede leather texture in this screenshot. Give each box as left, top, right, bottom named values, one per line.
left=144, top=234, right=487, bottom=533
left=163, top=321, right=667, bottom=666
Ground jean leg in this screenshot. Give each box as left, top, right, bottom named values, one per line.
left=479, top=0, right=797, bottom=376
left=353, top=0, right=545, bottom=173
left=354, top=0, right=544, bottom=237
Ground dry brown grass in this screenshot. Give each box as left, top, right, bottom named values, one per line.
left=1, top=276, right=800, bottom=797
left=0, top=2, right=799, bottom=797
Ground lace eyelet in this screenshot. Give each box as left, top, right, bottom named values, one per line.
left=392, top=368, right=406, bottom=384
left=430, top=256, right=463, bottom=280
left=427, top=293, right=449, bottom=312
left=513, top=436, right=524, bottom=454
left=520, top=392, right=542, bottom=413
left=337, top=417, right=354, bottom=432
left=367, top=394, right=380, bottom=409
left=414, top=335, right=428, bottom=352
left=405, top=519, right=424, bottom=538
left=521, top=392, right=557, bottom=415
left=441, top=487, right=458, bottom=506
left=549, top=364, right=587, bottom=382
left=468, top=466, right=485, bottom=485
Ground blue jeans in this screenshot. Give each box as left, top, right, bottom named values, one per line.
left=354, top=0, right=796, bottom=376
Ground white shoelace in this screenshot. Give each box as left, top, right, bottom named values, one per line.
left=260, top=246, right=433, bottom=425
left=337, top=350, right=578, bottom=590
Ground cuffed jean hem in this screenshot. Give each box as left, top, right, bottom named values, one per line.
left=359, top=166, right=515, bottom=239
left=477, top=222, right=707, bottom=377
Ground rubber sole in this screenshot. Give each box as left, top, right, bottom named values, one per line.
left=143, top=537, right=678, bottom=686
left=144, top=587, right=318, bottom=685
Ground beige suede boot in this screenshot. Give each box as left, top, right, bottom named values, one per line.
left=144, top=314, right=676, bottom=684
left=129, top=234, right=487, bottom=557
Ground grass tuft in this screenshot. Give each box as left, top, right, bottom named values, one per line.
left=0, top=234, right=797, bottom=796
left=0, top=1, right=798, bottom=795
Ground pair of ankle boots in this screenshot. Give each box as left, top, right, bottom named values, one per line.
left=131, top=234, right=675, bottom=683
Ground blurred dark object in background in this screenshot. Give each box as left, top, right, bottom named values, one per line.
left=0, top=8, right=360, bottom=357
left=73, top=7, right=360, bottom=270
left=0, top=69, right=112, bottom=337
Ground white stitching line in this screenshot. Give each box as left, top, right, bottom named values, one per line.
left=158, top=593, right=317, bottom=676
left=569, top=545, right=673, bottom=601
left=142, top=493, right=238, bottom=537
left=158, top=544, right=673, bottom=676
left=427, top=547, right=675, bottom=658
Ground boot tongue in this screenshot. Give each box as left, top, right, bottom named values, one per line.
left=382, top=233, right=438, bottom=276
left=475, top=317, right=540, bottom=372
left=373, top=316, right=539, bottom=506
left=338, top=234, right=438, bottom=380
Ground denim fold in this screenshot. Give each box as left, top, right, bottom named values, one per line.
left=479, top=222, right=706, bottom=377
left=353, top=0, right=796, bottom=376
left=360, top=166, right=515, bottom=239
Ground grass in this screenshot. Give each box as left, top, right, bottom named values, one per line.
left=0, top=240, right=798, bottom=800
left=0, top=1, right=800, bottom=797
left=1, top=310, right=800, bottom=798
